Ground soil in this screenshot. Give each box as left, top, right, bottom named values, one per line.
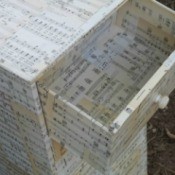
left=148, top=90, right=175, bottom=175
left=148, top=1, right=175, bottom=175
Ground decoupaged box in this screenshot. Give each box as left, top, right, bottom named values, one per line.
left=72, top=126, right=148, bottom=175
left=0, top=122, right=147, bottom=175
left=38, top=0, right=175, bottom=173
left=0, top=0, right=127, bottom=173
left=0, top=0, right=147, bottom=175
left=0, top=0, right=174, bottom=175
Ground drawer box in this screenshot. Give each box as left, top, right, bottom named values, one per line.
left=72, top=126, right=147, bottom=175
left=0, top=0, right=132, bottom=175
left=0, top=0, right=174, bottom=175
left=38, top=0, right=175, bottom=173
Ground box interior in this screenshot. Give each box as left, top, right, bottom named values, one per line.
left=47, top=0, right=175, bottom=127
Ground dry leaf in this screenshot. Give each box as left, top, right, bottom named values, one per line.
left=165, top=128, right=175, bottom=139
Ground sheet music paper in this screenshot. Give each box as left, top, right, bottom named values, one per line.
left=0, top=0, right=125, bottom=82
left=49, top=23, right=174, bottom=126
left=38, top=0, right=175, bottom=173
left=0, top=0, right=175, bottom=175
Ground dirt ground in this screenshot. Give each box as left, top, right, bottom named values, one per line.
left=148, top=1, right=175, bottom=175
left=158, top=0, right=175, bottom=10
left=148, top=90, right=175, bottom=175
left=148, top=1, right=175, bottom=174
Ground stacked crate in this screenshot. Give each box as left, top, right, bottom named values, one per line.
left=0, top=0, right=175, bottom=175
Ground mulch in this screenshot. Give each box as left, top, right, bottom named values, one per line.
left=148, top=1, right=175, bottom=174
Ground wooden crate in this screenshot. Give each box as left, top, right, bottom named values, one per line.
left=0, top=1, right=126, bottom=174
left=0, top=0, right=174, bottom=174
left=37, top=0, right=175, bottom=173
left=72, top=126, right=147, bottom=175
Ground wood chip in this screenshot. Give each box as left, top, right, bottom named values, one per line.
left=165, top=128, right=175, bottom=139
